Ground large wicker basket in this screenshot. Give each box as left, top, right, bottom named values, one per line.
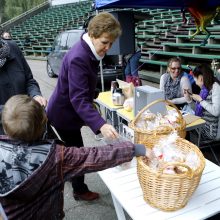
left=129, top=99, right=186, bottom=146
left=137, top=138, right=205, bottom=211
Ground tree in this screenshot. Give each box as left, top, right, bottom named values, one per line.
left=0, top=0, right=6, bottom=24
left=0, top=0, right=46, bottom=24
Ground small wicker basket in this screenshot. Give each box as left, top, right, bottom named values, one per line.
left=129, top=99, right=186, bottom=146
left=137, top=138, right=205, bottom=211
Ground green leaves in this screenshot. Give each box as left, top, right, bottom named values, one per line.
left=0, top=0, right=45, bottom=24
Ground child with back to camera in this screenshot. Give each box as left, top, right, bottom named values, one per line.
left=0, top=95, right=150, bottom=219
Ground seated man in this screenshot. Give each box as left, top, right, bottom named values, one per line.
left=124, top=46, right=142, bottom=87
left=0, top=94, right=150, bottom=219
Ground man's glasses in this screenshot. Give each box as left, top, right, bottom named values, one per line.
left=170, top=67, right=181, bottom=71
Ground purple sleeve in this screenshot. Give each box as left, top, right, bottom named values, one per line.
left=67, top=56, right=105, bottom=133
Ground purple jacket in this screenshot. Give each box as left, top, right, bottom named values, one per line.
left=0, top=137, right=135, bottom=219
left=47, top=37, right=106, bottom=133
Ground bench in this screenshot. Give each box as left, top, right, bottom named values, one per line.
left=153, top=12, right=183, bottom=19
left=24, top=49, right=50, bottom=57
left=156, top=21, right=182, bottom=28
left=32, top=45, right=52, bottom=51
left=136, top=34, right=159, bottom=39
left=139, top=70, right=161, bottom=83
left=188, top=25, right=220, bottom=32
left=162, top=42, right=220, bottom=54
left=136, top=29, right=168, bottom=36
left=142, top=17, right=182, bottom=24
left=137, top=24, right=156, bottom=28
left=144, top=50, right=220, bottom=61
left=149, top=9, right=180, bottom=15
left=139, top=58, right=195, bottom=74
left=175, top=34, right=220, bottom=44
left=154, top=36, right=176, bottom=43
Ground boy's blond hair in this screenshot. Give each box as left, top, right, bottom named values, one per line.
left=88, top=12, right=122, bottom=41
left=2, top=95, right=47, bottom=142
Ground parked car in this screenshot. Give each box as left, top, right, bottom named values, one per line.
left=46, top=29, right=123, bottom=90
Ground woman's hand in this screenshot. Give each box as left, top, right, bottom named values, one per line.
left=183, top=89, right=192, bottom=103
left=34, top=95, right=47, bottom=107
left=192, top=94, right=203, bottom=102
left=167, top=99, right=174, bottom=103
left=100, top=123, right=119, bottom=139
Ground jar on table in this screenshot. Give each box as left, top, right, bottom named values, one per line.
left=112, top=88, right=125, bottom=106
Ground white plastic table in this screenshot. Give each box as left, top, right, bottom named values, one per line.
left=98, top=158, right=220, bottom=220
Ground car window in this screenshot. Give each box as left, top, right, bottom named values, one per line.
left=60, top=32, right=68, bottom=50
left=66, top=31, right=82, bottom=49
left=53, top=34, right=62, bottom=51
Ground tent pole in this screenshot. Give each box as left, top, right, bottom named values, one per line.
left=100, top=59, right=104, bottom=92
left=95, top=9, right=105, bottom=92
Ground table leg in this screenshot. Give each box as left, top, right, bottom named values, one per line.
left=117, top=115, right=122, bottom=135
left=111, top=194, right=126, bottom=220
left=105, top=109, right=112, bottom=124
left=104, top=107, right=107, bottom=121
left=196, top=127, right=202, bottom=147
left=111, top=111, right=115, bottom=127
left=106, top=110, right=119, bottom=131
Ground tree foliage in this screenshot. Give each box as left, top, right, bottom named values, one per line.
left=0, top=0, right=6, bottom=24
left=1, top=0, right=46, bottom=24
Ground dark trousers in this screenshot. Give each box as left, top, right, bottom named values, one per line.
left=56, top=128, right=89, bottom=194
left=0, top=124, right=4, bottom=135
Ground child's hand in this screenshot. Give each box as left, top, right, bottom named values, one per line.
left=183, top=89, right=192, bottom=103
left=145, top=148, right=155, bottom=160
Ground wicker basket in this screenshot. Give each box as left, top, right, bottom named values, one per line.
left=137, top=138, right=205, bottom=211
left=129, top=99, right=186, bottom=146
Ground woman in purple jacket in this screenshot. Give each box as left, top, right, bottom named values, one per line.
left=47, top=12, right=122, bottom=201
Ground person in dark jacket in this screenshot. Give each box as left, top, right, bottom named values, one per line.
left=1, top=31, right=12, bottom=40
left=47, top=12, right=122, bottom=201
left=124, top=47, right=142, bottom=87
left=0, top=94, right=150, bottom=219
left=0, top=38, right=47, bottom=133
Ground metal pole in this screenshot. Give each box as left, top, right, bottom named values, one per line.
left=95, top=9, right=104, bottom=92
left=100, top=59, right=105, bottom=92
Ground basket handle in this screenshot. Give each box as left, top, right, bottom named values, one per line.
left=157, top=162, right=193, bottom=178
left=131, top=99, right=183, bottom=125
left=153, top=124, right=175, bottom=134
